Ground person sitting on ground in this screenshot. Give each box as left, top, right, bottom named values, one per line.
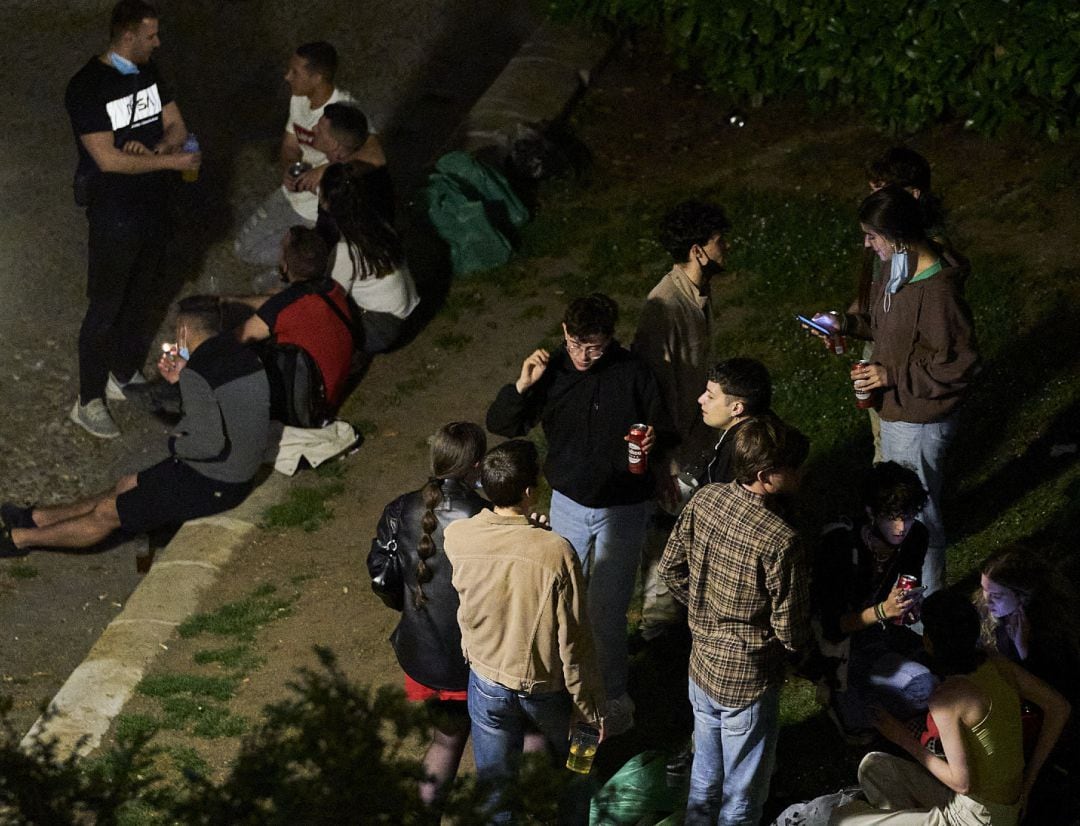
left=443, top=439, right=605, bottom=823
left=310, top=103, right=393, bottom=227
left=814, top=461, right=935, bottom=741
left=231, top=226, right=355, bottom=418
left=831, top=590, right=1071, bottom=826
left=320, top=162, right=418, bottom=353
left=234, top=41, right=380, bottom=269
left=1, top=295, right=269, bottom=557
left=366, top=422, right=488, bottom=815
left=978, top=544, right=1080, bottom=698
left=978, top=544, right=1079, bottom=798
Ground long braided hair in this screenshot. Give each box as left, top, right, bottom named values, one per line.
left=413, top=422, right=486, bottom=609
left=321, top=161, right=403, bottom=280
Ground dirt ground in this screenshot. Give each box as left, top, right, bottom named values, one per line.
left=95, top=37, right=1080, bottom=817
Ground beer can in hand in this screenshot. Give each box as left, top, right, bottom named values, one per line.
left=627, top=424, right=648, bottom=475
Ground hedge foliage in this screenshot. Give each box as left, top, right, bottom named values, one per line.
left=548, top=0, right=1080, bottom=139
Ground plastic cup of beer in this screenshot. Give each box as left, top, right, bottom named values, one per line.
left=181, top=166, right=199, bottom=183
left=566, top=723, right=600, bottom=774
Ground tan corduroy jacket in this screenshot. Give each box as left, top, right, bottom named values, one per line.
left=444, top=510, right=604, bottom=725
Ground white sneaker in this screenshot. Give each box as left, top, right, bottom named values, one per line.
left=603, top=693, right=636, bottom=738
left=70, top=397, right=120, bottom=439
left=106, top=371, right=148, bottom=401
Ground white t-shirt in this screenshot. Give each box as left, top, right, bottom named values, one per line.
left=282, top=87, right=355, bottom=221
left=330, top=241, right=420, bottom=319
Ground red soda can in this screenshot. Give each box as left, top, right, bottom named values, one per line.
left=627, top=424, right=648, bottom=475
left=894, top=574, right=920, bottom=625
left=854, top=359, right=876, bottom=409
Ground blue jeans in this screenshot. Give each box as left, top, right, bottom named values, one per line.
left=549, top=491, right=649, bottom=699
left=686, top=679, right=779, bottom=826
left=879, top=417, right=957, bottom=595
left=467, top=670, right=572, bottom=823
left=234, top=187, right=313, bottom=267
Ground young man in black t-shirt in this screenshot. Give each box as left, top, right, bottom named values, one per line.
left=63, top=0, right=200, bottom=439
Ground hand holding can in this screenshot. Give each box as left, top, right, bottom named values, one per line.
left=627, top=424, right=648, bottom=475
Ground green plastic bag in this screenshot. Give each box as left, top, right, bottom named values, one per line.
left=422, top=151, right=529, bottom=276
left=589, top=751, right=679, bottom=825
left=435, top=150, right=529, bottom=228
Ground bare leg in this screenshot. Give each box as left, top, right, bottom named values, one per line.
left=420, top=702, right=470, bottom=810
left=12, top=475, right=135, bottom=550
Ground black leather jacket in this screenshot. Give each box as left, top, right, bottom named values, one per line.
left=372, top=478, right=488, bottom=691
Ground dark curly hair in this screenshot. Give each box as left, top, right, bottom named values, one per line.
left=563, top=293, right=618, bottom=339
left=707, top=358, right=772, bottom=415
left=860, top=461, right=928, bottom=519
left=658, top=200, right=731, bottom=262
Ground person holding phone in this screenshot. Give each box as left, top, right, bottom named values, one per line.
left=812, top=186, right=979, bottom=596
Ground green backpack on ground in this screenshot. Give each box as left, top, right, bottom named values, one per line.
left=422, top=150, right=529, bottom=276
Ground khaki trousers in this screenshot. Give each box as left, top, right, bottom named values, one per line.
left=830, top=752, right=1019, bottom=826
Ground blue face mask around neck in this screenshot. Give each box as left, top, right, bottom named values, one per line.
left=108, top=51, right=139, bottom=75
left=883, top=247, right=910, bottom=312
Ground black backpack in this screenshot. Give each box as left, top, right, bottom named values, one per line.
left=258, top=343, right=329, bottom=429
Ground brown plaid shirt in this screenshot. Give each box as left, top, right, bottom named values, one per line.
left=659, top=481, right=810, bottom=707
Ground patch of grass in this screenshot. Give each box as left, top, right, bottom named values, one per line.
left=157, top=696, right=247, bottom=738
left=5, top=563, right=38, bottom=579
left=193, top=645, right=265, bottom=671
left=517, top=303, right=547, bottom=320
left=113, top=713, right=159, bottom=742
left=351, top=418, right=379, bottom=437
left=388, top=374, right=426, bottom=406
left=289, top=571, right=316, bottom=585
left=167, top=745, right=209, bottom=778
left=314, top=460, right=346, bottom=480
left=260, top=480, right=345, bottom=533
left=178, top=585, right=294, bottom=641
left=137, top=674, right=237, bottom=702
left=433, top=331, right=473, bottom=352
left=442, top=287, right=487, bottom=322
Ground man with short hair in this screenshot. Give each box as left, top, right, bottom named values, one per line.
left=696, top=357, right=774, bottom=485
left=233, top=226, right=354, bottom=415
left=1, top=296, right=269, bottom=557
left=311, top=103, right=394, bottom=225
left=659, top=417, right=811, bottom=825
left=444, top=439, right=604, bottom=822
left=487, top=293, right=674, bottom=736
left=633, top=200, right=730, bottom=641
left=64, top=0, right=201, bottom=438
left=234, top=42, right=380, bottom=268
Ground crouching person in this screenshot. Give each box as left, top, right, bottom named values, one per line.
left=444, top=439, right=605, bottom=823
left=1, top=295, right=269, bottom=556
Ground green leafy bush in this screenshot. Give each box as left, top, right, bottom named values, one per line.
left=549, top=0, right=1080, bottom=139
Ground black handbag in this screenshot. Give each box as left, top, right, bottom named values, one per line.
left=367, top=495, right=406, bottom=611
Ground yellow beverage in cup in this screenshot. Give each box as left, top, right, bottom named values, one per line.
left=566, top=740, right=598, bottom=774
left=182, top=167, right=198, bottom=183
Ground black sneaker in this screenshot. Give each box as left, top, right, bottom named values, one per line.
left=1, top=502, right=35, bottom=530
left=0, top=518, right=27, bottom=559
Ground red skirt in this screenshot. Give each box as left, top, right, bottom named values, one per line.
left=404, top=673, right=468, bottom=703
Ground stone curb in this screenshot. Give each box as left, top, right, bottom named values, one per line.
left=20, top=475, right=287, bottom=757
left=20, top=17, right=611, bottom=761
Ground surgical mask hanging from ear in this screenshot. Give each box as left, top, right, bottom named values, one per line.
left=883, top=246, right=910, bottom=313
left=107, top=51, right=139, bottom=75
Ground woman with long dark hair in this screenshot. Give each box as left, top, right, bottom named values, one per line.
left=367, top=422, right=487, bottom=813
left=816, top=186, right=979, bottom=596
left=832, top=590, right=1070, bottom=825
left=979, top=545, right=1080, bottom=699
left=321, top=161, right=418, bottom=352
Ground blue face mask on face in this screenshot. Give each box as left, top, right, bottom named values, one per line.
left=178, top=346, right=190, bottom=361
left=107, top=51, right=139, bottom=75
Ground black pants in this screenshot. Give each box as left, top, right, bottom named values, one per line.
left=79, top=208, right=168, bottom=402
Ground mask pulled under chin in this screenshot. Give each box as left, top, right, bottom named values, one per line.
left=882, top=249, right=911, bottom=313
